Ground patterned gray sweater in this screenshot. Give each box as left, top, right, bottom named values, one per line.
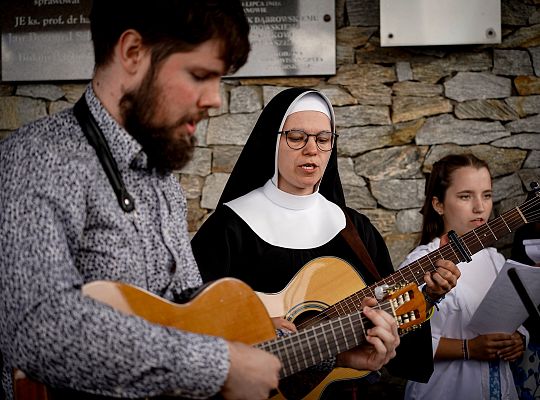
left=0, top=87, right=229, bottom=399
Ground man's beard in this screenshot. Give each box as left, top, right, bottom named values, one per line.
left=119, top=69, right=197, bottom=175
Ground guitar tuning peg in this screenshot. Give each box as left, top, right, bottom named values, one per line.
left=374, top=284, right=391, bottom=300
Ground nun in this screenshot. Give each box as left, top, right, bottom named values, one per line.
left=192, top=87, right=453, bottom=398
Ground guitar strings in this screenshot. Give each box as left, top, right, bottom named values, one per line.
left=259, top=301, right=396, bottom=377
left=269, top=196, right=540, bottom=370
left=264, top=315, right=366, bottom=377
left=295, top=194, right=540, bottom=330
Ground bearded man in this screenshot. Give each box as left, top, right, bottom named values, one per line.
left=0, top=2, right=284, bottom=399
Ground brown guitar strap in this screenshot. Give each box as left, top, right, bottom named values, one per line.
left=340, top=209, right=382, bottom=281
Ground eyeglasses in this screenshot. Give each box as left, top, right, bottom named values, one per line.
left=278, top=129, right=338, bottom=152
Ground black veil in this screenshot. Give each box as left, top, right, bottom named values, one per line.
left=216, top=87, right=346, bottom=207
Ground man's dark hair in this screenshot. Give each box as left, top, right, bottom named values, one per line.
left=89, top=0, right=250, bottom=74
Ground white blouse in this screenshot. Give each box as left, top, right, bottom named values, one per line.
left=399, top=238, right=524, bottom=400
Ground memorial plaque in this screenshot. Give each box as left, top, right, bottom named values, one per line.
left=231, top=0, right=336, bottom=77
left=1, top=0, right=94, bottom=81
left=1, top=0, right=336, bottom=81
left=380, top=0, right=501, bottom=46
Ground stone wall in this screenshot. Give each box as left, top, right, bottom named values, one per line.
left=1, top=0, right=539, bottom=268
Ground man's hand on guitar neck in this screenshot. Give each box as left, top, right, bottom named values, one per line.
left=221, top=341, right=281, bottom=400
left=424, top=234, right=461, bottom=301
left=336, top=297, right=400, bottom=372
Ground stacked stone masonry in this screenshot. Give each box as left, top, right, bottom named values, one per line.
left=0, top=0, right=539, bottom=267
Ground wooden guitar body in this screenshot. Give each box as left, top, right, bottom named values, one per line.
left=13, top=183, right=539, bottom=400
left=14, top=279, right=276, bottom=400
left=258, top=257, right=366, bottom=323
left=83, top=278, right=276, bottom=344
left=14, top=278, right=425, bottom=400
left=257, top=257, right=371, bottom=400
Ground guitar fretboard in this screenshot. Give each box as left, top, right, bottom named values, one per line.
left=259, top=310, right=365, bottom=378
left=258, top=300, right=397, bottom=377
left=297, top=193, right=539, bottom=330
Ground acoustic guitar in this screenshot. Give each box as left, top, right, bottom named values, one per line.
left=14, top=279, right=426, bottom=400
left=256, top=182, right=540, bottom=399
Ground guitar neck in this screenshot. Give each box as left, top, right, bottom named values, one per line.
left=257, top=305, right=377, bottom=378
left=262, top=281, right=426, bottom=378
left=327, top=198, right=533, bottom=319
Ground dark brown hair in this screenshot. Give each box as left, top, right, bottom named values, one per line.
left=89, top=0, right=250, bottom=74
left=419, top=153, right=491, bottom=245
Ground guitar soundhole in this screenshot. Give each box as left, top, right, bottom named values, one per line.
left=293, top=309, right=331, bottom=330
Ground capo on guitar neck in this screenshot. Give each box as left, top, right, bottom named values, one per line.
left=448, top=230, right=472, bottom=263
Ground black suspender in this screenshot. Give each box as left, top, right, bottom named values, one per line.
left=74, top=96, right=135, bottom=213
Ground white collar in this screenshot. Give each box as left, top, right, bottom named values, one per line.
left=225, top=180, right=346, bottom=249
left=263, top=178, right=319, bottom=210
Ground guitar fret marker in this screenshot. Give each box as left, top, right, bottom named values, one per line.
left=281, top=340, right=293, bottom=376
left=446, top=242, right=460, bottom=263
left=292, top=338, right=303, bottom=371
left=516, top=207, right=528, bottom=224
left=350, top=314, right=360, bottom=346
left=471, top=229, right=485, bottom=249
left=314, top=332, right=323, bottom=364
left=308, top=335, right=317, bottom=368
left=358, top=307, right=366, bottom=337
left=322, top=326, right=331, bottom=359
left=339, top=319, right=349, bottom=349
left=331, top=322, right=340, bottom=354
left=485, top=223, right=497, bottom=241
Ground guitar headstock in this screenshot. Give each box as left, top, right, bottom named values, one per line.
left=382, top=283, right=427, bottom=334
